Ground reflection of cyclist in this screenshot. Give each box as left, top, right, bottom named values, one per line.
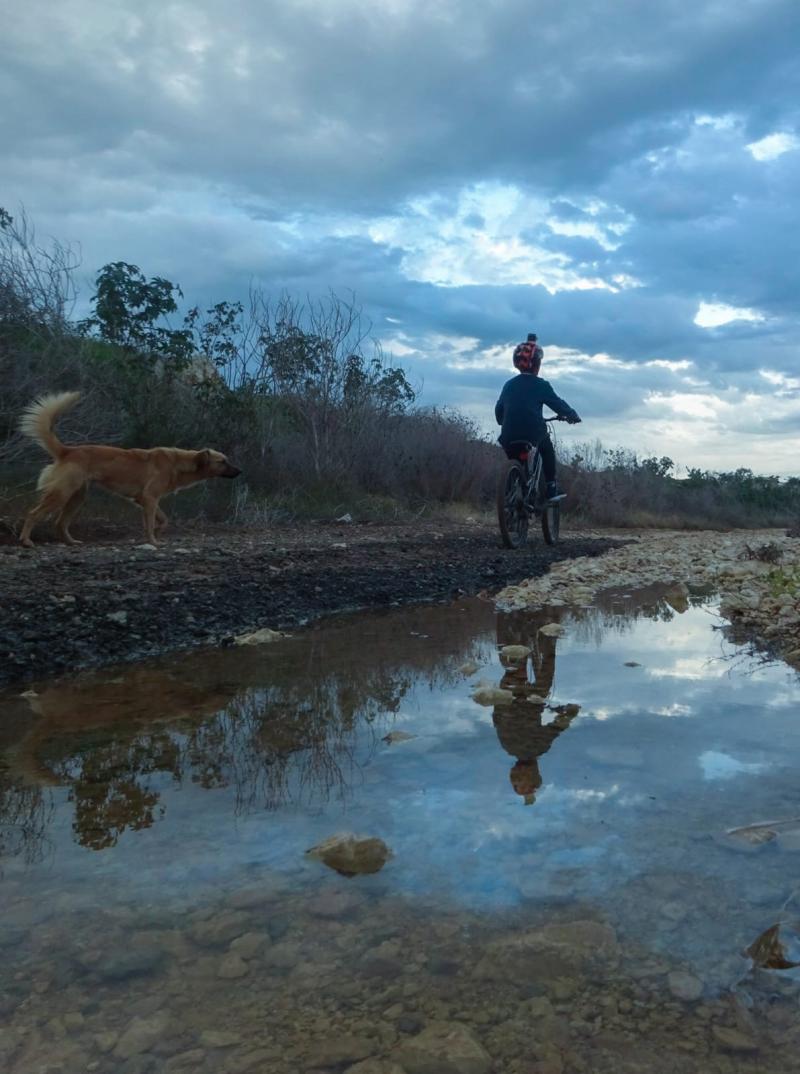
left=495, top=332, right=581, bottom=503
left=491, top=611, right=579, bottom=804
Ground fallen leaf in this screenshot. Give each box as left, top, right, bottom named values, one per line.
left=744, top=923, right=800, bottom=970
left=382, top=731, right=416, bottom=745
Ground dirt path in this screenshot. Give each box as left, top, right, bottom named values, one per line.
left=0, top=520, right=622, bottom=687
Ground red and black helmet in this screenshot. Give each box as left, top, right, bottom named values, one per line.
left=513, top=333, right=542, bottom=373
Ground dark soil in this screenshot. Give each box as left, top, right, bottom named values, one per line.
left=0, top=519, right=623, bottom=687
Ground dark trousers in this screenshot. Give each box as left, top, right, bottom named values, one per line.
left=503, top=433, right=556, bottom=483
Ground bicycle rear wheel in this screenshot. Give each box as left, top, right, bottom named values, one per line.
left=497, top=461, right=529, bottom=548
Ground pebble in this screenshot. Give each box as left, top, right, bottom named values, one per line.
left=711, top=1024, right=759, bottom=1053
left=667, top=971, right=703, bottom=1002
left=218, top=953, right=249, bottom=979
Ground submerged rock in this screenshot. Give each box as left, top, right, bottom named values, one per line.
left=475, top=920, right=618, bottom=985
left=113, top=1012, right=171, bottom=1060
left=382, top=731, right=416, bottom=745
left=457, top=661, right=481, bottom=677
left=667, top=970, right=703, bottom=1001
left=346, top=1061, right=407, bottom=1074
left=500, top=644, right=530, bottom=662
left=711, top=1025, right=759, bottom=1054
left=306, top=833, right=393, bottom=877
left=396, top=1021, right=491, bottom=1074
left=471, top=686, right=513, bottom=706
left=307, top=889, right=364, bottom=918
left=94, top=946, right=166, bottom=982
left=217, top=952, right=249, bottom=979
left=306, top=1035, right=373, bottom=1068
left=539, top=623, right=565, bottom=637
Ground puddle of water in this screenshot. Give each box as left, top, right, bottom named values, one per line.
left=2, top=591, right=800, bottom=1073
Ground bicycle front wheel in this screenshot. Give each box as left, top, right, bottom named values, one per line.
left=541, top=497, right=560, bottom=545
left=497, top=461, right=529, bottom=548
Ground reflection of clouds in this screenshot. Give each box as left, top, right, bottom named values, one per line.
left=392, top=695, right=493, bottom=739
left=647, top=656, right=728, bottom=681
left=699, top=751, right=769, bottom=781
left=652, top=703, right=693, bottom=718
left=549, top=786, right=620, bottom=802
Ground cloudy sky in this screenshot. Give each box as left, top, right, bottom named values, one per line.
left=3, top=0, right=799, bottom=473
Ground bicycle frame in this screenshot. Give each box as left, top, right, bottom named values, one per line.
left=497, top=416, right=564, bottom=548
left=517, top=416, right=562, bottom=514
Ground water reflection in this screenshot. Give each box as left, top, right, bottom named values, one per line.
left=2, top=591, right=800, bottom=1074
left=0, top=603, right=493, bottom=856
left=0, top=586, right=765, bottom=861
left=493, top=608, right=579, bottom=805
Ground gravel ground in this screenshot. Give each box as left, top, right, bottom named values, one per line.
left=0, top=519, right=623, bottom=687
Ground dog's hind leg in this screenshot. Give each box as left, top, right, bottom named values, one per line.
left=154, top=506, right=168, bottom=533
left=56, top=485, right=88, bottom=545
left=139, top=494, right=160, bottom=545
left=19, top=467, right=85, bottom=548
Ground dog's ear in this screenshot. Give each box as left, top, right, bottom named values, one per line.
left=195, top=449, right=212, bottom=470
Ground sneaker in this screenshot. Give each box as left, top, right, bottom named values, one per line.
left=545, top=481, right=567, bottom=503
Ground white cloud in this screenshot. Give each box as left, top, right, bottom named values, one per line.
left=3, top=0, right=800, bottom=476
left=760, top=369, right=800, bottom=394
left=694, top=113, right=738, bottom=131
left=367, top=183, right=633, bottom=293
left=693, top=301, right=765, bottom=328
left=746, top=132, right=800, bottom=162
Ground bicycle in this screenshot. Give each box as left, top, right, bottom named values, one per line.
left=497, top=416, right=565, bottom=549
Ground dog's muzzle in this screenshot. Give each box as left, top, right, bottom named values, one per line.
left=224, top=465, right=242, bottom=478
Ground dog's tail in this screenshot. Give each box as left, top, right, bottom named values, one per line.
left=19, top=391, right=81, bottom=459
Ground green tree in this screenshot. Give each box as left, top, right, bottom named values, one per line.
left=81, top=261, right=193, bottom=365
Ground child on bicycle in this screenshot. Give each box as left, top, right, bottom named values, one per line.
left=495, top=333, right=581, bottom=502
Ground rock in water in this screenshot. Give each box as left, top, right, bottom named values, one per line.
left=711, top=1025, right=759, bottom=1054
left=306, top=833, right=392, bottom=877
left=667, top=970, right=703, bottom=1001
left=539, top=623, right=565, bottom=637
left=396, top=1022, right=491, bottom=1074
left=347, top=1061, right=407, bottom=1074
left=457, top=661, right=481, bottom=677
left=306, top=1036, right=373, bottom=1068
left=113, top=1013, right=171, bottom=1060
left=471, top=686, right=513, bottom=706
left=500, top=644, right=530, bottom=662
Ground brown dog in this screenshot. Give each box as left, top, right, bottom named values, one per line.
left=19, top=391, right=241, bottom=547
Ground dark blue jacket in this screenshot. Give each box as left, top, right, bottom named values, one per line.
left=494, top=374, right=578, bottom=447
